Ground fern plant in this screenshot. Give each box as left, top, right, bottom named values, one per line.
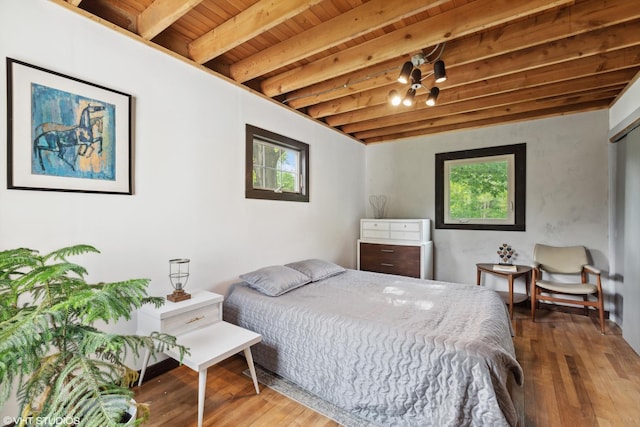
left=0, top=244, right=187, bottom=426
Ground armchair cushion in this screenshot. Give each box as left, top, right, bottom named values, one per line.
left=535, top=280, right=598, bottom=295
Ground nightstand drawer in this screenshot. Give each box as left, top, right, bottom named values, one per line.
left=163, top=304, right=220, bottom=336
left=137, top=291, right=223, bottom=336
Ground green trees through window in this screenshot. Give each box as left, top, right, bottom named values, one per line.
left=448, top=159, right=508, bottom=220
left=252, top=140, right=298, bottom=193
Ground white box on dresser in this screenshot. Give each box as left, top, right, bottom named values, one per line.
left=358, top=219, right=433, bottom=279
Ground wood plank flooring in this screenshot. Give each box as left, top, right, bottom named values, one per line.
left=134, top=304, right=640, bottom=426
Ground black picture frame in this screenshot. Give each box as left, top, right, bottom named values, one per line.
left=6, top=58, right=133, bottom=194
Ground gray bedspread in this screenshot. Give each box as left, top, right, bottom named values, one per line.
left=223, top=269, right=523, bottom=426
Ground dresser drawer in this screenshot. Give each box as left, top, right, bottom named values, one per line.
left=359, top=243, right=421, bottom=278
left=361, top=220, right=390, bottom=239
left=389, top=222, right=422, bottom=241
left=162, top=303, right=220, bottom=336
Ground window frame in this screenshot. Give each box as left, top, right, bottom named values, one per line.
left=245, top=124, right=309, bottom=202
left=435, top=143, right=526, bottom=231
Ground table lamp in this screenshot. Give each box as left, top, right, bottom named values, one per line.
left=168, top=258, right=191, bottom=302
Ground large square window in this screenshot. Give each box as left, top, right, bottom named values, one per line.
left=245, top=125, right=309, bottom=202
left=435, top=144, right=526, bottom=231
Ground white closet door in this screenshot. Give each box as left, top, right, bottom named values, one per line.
left=623, top=126, right=640, bottom=354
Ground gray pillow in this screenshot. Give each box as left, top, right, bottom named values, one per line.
left=285, top=259, right=346, bottom=282
left=240, top=265, right=311, bottom=296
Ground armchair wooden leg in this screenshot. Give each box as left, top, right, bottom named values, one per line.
left=598, top=297, right=605, bottom=335
left=531, top=286, right=537, bottom=322
left=583, top=295, right=589, bottom=317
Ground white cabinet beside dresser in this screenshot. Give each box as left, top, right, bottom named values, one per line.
left=357, top=219, right=433, bottom=279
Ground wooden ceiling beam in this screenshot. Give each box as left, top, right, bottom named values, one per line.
left=188, top=0, right=324, bottom=65
left=350, top=84, right=625, bottom=139
left=285, top=59, right=400, bottom=109
left=292, top=4, right=640, bottom=111
left=346, top=75, right=628, bottom=136
left=152, top=27, right=192, bottom=58
left=325, top=45, right=640, bottom=126
left=229, top=0, right=448, bottom=83
left=451, top=20, right=640, bottom=84
left=260, top=0, right=575, bottom=97
left=363, top=100, right=611, bottom=143
left=357, top=91, right=617, bottom=141
left=137, top=0, right=204, bottom=40
left=442, top=0, right=640, bottom=68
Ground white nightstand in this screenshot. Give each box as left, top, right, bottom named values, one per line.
left=137, top=290, right=262, bottom=427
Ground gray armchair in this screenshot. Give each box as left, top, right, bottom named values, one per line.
left=531, top=244, right=605, bottom=333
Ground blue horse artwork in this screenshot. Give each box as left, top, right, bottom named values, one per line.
left=31, top=83, right=116, bottom=180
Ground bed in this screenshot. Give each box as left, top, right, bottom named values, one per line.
left=223, top=259, right=523, bottom=426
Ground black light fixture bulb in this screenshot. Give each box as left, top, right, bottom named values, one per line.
left=426, top=87, right=440, bottom=106
left=410, top=68, right=422, bottom=89
left=402, top=88, right=416, bottom=106
left=397, top=61, right=413, bottom=84
left=388, top=89, right=402, bottom=106
left=434, top=60, right=447, bottom=83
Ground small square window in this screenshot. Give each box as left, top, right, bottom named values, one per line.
left=245, top=125, right=309, bottom=202
left=436, top=144, right=526, bottom=231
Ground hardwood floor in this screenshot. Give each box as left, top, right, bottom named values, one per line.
left=134, top=304, right=640, bottom=426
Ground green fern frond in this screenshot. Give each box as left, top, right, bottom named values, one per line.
left=43, top=244, right=100, bottom=263
left=0, top=248, right=39, bottom=274
left=45, top=356, right=134, bottom=427
left=141, top=296, right=166, bottom=309
left=0, top=244, right=187, bottom=425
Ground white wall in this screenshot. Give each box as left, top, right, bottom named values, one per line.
left=0, top=0, right=365, bottom=416
left=366, top=111, right=610, bottom=301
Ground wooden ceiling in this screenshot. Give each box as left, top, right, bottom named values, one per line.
left=61, top=0, right=640, bottom=144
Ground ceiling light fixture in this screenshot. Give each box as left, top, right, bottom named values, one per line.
left=388, top=43, right=447, bottom=107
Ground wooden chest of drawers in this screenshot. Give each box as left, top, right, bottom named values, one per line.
left=357, top=219, right=433, bottom=279
left=359, top=242, right=422, bottom=278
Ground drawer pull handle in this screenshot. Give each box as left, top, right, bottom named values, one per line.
left=380, top=263, right=394, bottom=267
left=380, top=249, right=394, bottom=253
left=185, top=315, right=204, bottom=324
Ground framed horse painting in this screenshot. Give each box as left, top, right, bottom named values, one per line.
left=6, top=58, right=132, bottom=194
